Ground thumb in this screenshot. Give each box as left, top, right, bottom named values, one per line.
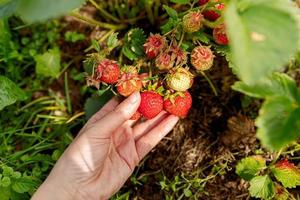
left=88, top=92, right=141, bottom=138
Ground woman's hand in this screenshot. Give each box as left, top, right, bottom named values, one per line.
left=32, top=92, right=179, bottom=200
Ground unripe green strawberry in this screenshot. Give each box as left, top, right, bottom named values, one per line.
left=183, top=11, right=203, bottom=33
left=164, top=91, right=192, bottom=118
left=191, top=46, right=214, bottom=71
left=166, top=68, right=193, bottom=92
left=213, top=23, right=229, bottom=45
left=155, top=52, right=174, bottom=70
left=138, top=91, right=163, bottom=119
left=96, top=59, right=120, bottom=84
left=144, top=34, right=167, bottom=59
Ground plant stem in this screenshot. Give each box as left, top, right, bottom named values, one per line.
left=200, top=71, right=218, bottom=96
left=70, top=11, right=127, bottom=30
left=64, top=72, right=72, bottom=114
left=89, top=0, right=121, bottom=23
left=145, top=2, right=155, bottom=25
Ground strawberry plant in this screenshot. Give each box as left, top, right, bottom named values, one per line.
left=1, top=0, right=300, bottom=199
left=236, top=156, right=300, bottom=199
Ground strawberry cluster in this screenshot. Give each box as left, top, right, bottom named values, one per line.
left=87, top=0, right=229, bottom=120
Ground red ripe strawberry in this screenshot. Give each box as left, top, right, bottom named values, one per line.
left=164, top=91, right=192, bottom=118
left=213, top=23, right=229, bottom=45
left=199, top=0, right=209, bottom=5
left=191, top=46, right=214, bottom=71
left=144, top=34, right=167, bottom=59
left=183, top=11, right=203, bottom=33
left=138, top=91, right=163, bottom=119
left=117, top=66, right=142, bottom=97
left=203, top=2, right=224, bottom=21
left=96, top=59, right=120, bottom=84
left=275, top=158, right=297, bottom=169
left=130, top=111, right=142, bottom=120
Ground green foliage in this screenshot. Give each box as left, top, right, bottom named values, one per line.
left=225, top=0, right=300, bottom=85
left=34, top=47, right=61, bottom=78
left=236, top=156, right=266, bottom=181
left=122, top=28, right=146, bottom=61
left=233, top=72, right=300, bottom=150
left=249, top=175, right=275, bottom=200
left=0, top=75, right=27, bottom=110
left=64, top=31, right=85, bottom=43
left=0, top=0, right=85, bottom=23
left=271, top=165, right=300, bottom=188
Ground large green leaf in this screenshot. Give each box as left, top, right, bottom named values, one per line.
left=232, top=73, right=298, bottom=99
left=225, top=0, right=300, bottom=84
left=11, top=177, right=38, bottom=193
left=0, top=0, right=85, bottom=22
left=0, top=76, right=27, bottom=110
left=236, top=156, right=266, bottom=181
left=249, top=175, right=275, bottom=200
left=256, top=95, right=300, bottom=150
left=34, top=48, right=61, bottom=78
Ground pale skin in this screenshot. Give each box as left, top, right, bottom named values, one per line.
left=32, top=92, right=179, bottom=200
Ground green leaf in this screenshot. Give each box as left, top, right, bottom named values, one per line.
left=271, top=163, right=300, bottom=188
left=163, top=5, right=178, bottom=19
left=122, top=28, right=146, bottom=61
left=0, top=0, right=18, bottom=19
left=232, top=73, right=298, bottom=99
left=183, top=188, right=192, bottom=197
left=1, top=177, right=11, bottom=187
left=107, top=32, right=119, bottom=50
left=11, top=177, right=38, bottom=193
left=256, top=96, right=300, bottom=150
left=161, top=18, right=180, bottom=34
left=225, top=0, right=300, bottom=84
left=34, top=47, right=61, bottom=78
left=84, top=91, right=114, bottom=120
left=0, top=76, right=27, bottom=110
left=170, top=0, right=190, bottom=4
left=236, top=156, right=266, bottom=181
left=0, top=186, right=10, bottom=200
left=249, top=175, right=275, bottom=200
left=15, top=0, right=85, bottom=23
left=64, top=31, right=85, bottom=43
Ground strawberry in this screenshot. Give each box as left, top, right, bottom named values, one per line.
left=213, top=23, right=229, bottom=45
left=144, top=34, right=167, bottom=59
left=155, top=52, right=174, bottom=70
left=130, top=111, right=142, bottom=120
left=183, top=11, right=203, bottom=33
left=166, top=67, right=193, bottom=92
left=191, top=46, right=214, bottom=71
left=138, top=91, right=163, bottom=119
left=117, top=66, right=142, bottom=97
left=164, top=91, right=192, bottom=118
left=203, top=1, right=224, bottom=21
left=170, top=45, right=187, bottom=66
left=96, top=59, right=120, bottom=84
left=199, top=0, right=209, bottom=5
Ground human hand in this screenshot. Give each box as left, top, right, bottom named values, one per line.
left=32, top=92, right=179, bottom=200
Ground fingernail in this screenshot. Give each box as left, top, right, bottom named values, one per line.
left=129, top=92, right=139, bottom=104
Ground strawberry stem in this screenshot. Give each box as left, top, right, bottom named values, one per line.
left=88, top=0, right=121, bottom=23
left=200, top=71, right=218, bottom=96
left=70, top=11, right=127, bottom=30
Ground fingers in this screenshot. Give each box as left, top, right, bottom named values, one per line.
left=133, top=111, right=169, bottom=140
left=87, top=97, right=120, bottom=124
left=136, top=115, right=179, bottom=159
left=88, top=92, right=141, bottom=138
